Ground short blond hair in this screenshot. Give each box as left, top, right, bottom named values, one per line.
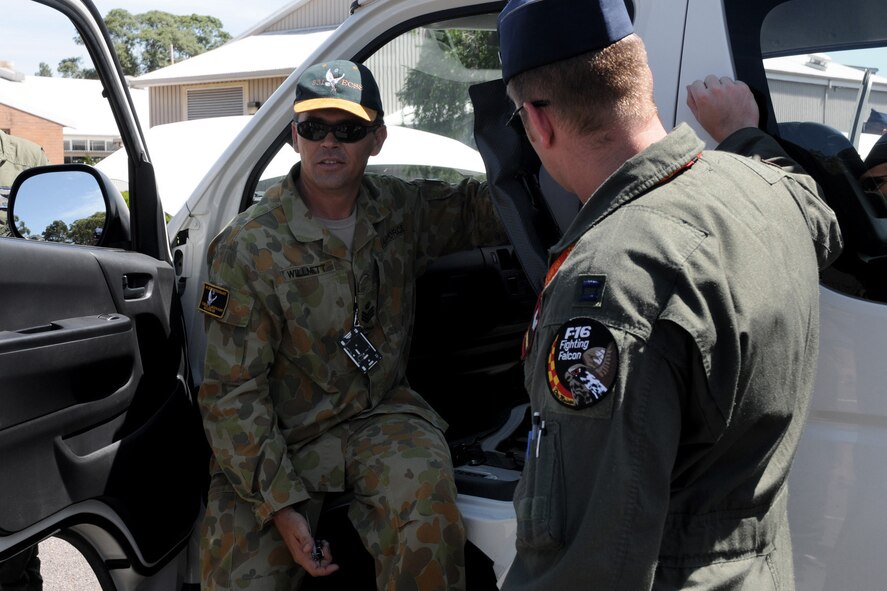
left=507, top=34, right=656, bottom=135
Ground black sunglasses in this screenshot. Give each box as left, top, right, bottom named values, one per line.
left=296, top=119, right=381, bottom=143
left=506, top=99, right=550, bottom=128
left=863, top=174, right=887, bottom=193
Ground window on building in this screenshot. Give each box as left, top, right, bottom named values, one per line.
left=186, top=86, right=245, bottom=120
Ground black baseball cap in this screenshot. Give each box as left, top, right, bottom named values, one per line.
left=293, top=60, right=384, bottom=122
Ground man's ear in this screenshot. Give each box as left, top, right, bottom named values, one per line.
left=370, top=124, right=387, bottom=157
left=525, top=102, right=555, bottom=149
left=291, top=121, right=301, bottom=154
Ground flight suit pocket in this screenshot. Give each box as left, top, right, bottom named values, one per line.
left=514, top=420, right=565, bottom=552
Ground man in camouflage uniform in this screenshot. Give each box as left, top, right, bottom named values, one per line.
left=197, top=60, right=505, bottom=590
left=0, top=129, right=48, bottom=238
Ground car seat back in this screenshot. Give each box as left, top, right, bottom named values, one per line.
left=778, top=121, right=887, bottom=297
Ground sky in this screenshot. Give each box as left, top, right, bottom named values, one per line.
left=831, top=49, right=887, bottom=77
left=5, top=1, right=887, bottom=80
left=3, top=0, right=294, bottom=77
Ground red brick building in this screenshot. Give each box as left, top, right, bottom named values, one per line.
left=0, top=103, right=64, bottom=164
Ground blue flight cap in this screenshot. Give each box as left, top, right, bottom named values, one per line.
left=868, top=108, right=887, bottom=126
left=865, top=133, right=887, bottom=170
left=497, top=0, right=634, bottom=83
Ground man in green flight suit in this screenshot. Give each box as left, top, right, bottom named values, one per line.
left=197, top=60, right=505, bottom=591
left=497, top=0, right=843, bottom=589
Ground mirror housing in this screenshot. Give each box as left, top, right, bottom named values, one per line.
left=7, top=164, right=131, bottom=248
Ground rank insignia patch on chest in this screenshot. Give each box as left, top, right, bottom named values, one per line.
left=547, top=317, right=618, bottom=409
left=576, top=275, right=606, bottom=306
left=198, top=282, right=229, bottom=318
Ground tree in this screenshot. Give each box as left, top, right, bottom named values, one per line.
left=58, top=56, right=98, bottom=79
left=69, top=212, right=106, bottom=245
left=396, top=29, right=500, bottom=146
left=14, top=216, right=30, bottom=239
left=75, top=9, right=231, bottom=76
left=103, top=8, right=140, bottom=76
left=36, top=62, right=53, bottom=77
left=42, top=220, right=70, bottom=243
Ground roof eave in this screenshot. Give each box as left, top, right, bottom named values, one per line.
left=131, top=69, right=295, bottom=88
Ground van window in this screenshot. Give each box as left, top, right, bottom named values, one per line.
left=251, top=0, right=634, bottom=204
left=253, top=14, right=502, bottom=201
left=737, top=0, right=887, bottom=301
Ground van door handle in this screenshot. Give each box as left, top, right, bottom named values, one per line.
left=122, top=273, right=150, bottom=299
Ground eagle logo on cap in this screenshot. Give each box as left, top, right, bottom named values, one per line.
left=325, top=67, right=345, bottom=93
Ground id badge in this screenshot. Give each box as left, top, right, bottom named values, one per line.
left=338, top=326, right=382, bottom=373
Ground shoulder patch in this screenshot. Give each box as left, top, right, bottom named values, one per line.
left=547, top=318, right=618, bottom=409
left=576, top=274, right=606, bottom=306
left=198, top=282, right=229, bottom=318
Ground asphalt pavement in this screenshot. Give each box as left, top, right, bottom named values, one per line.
left=38, top=537, right=101, bottom=591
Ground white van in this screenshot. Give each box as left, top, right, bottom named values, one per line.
left=2, top=1, right=885, bottom=589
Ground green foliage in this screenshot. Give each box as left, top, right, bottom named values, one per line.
left=74, top=9, right=231, bottom=76
left=36, top=62, right=53, bottom=77
left=42, top=220, right=70, bottom=243
left=104, top=8, right=140, bottom=76
left=396, top=29, right=500, bottom=145
left=446, top=30, right=500, bottom=70
left=30, top=214, right=106, bottom=245
left=13, top=216, right=29, bottom=238
left=68, top=212, right=107, bottom=245
left=57, top=56, right=98, bottom=79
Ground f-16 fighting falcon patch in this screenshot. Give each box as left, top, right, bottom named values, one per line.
left=547, top=317, right=618, bottom=409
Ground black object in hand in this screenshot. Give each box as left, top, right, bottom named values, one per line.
left=311, top=540, right=324, bottom=565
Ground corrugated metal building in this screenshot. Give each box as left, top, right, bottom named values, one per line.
left=765, top=53, right=887, bottom=135
left=133, top=0, right=887, bottom=141
left=132, top=0, right=353, bottom=127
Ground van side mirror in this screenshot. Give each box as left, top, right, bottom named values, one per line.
left=7, top=164, right=131, bottom=248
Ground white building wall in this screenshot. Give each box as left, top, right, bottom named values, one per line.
left=768, top=77, right=887, bottom=135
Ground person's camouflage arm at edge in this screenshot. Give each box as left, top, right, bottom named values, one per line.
left=199, top=207, right=304, bottom=527
left=402, top=174, right=507, bottom=275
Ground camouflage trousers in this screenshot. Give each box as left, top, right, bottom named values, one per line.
left=200, top=413, right=466, bottom=591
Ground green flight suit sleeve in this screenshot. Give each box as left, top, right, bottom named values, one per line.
left=717, top=127, right=808, bottom=174
left=717, top=127, right=843, bottom=269
left=410, top=177, right=507, bottom=272
left=198, top=231, right=310, bottom=527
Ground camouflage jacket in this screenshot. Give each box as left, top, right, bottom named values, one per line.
left=1, top=130, right=48, bottom=237
left=198, top=164, right=505, bottom=526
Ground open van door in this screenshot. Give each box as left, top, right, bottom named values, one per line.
left=0, top=1, right=207, bottom=589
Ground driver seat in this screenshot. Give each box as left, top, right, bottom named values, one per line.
left=778, top=121, right=887, bottom=299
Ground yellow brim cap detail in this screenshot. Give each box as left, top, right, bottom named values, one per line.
left=293, top=98, right=376, bottom=122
